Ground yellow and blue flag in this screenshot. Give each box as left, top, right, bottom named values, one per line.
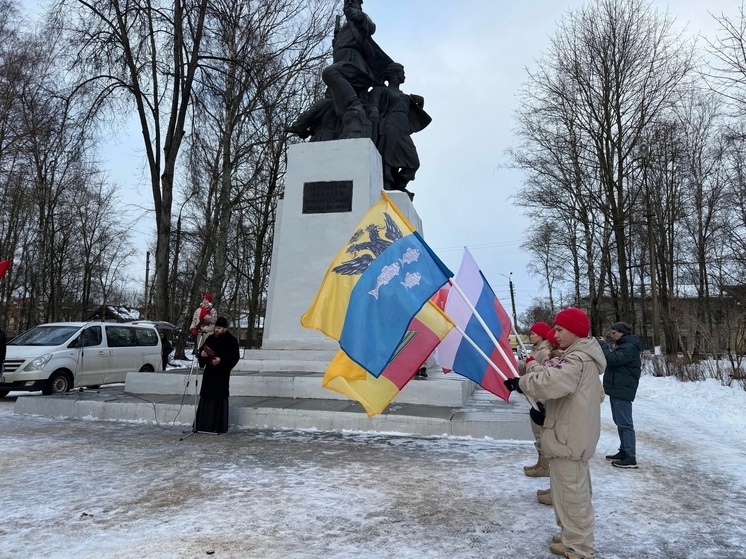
left=323, top=300, right=454, bottom=416
left=301, top=192, right=452, bottom=376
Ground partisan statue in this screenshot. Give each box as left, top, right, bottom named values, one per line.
left=286, top=0, right=430, bottom=200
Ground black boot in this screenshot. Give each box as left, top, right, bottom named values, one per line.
left=605, top=450, right=626, bottom=461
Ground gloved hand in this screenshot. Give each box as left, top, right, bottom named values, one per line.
left=530, top=402, right=546, bottom=426
left=190, top=327, right=198, bottom=337
left=503, top=377, right=522, bottom=393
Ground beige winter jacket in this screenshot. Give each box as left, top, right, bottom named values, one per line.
left=531, top=338, right=552, bottom=365
left=518, top=337, right=606, bottom=462
left=190, top=305, right=217, bottom=334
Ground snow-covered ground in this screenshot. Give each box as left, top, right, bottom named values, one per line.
left=1, top=373, right=744, bottom=559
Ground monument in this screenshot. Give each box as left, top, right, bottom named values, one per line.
left=72, top=1, right=486, bottom=429
left=264, top=0, right=431, bottom=353
left=286, top=0, right=430, bottom=201
left=232, top=0, right=464, bottom=410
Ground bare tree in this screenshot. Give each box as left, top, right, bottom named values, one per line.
left=75, top=178, right=137, bottom=318
left=512, top=0, right=695, bottom=338
left=57, top=0, right=210, bottom=321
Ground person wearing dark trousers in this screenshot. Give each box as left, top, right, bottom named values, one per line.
left=598, top=321, right=643, bottom=469
left=0, top=328, right=6, bottom=374
left=159, top=331, right=173, bottom=371
left=194, top=317, right=240, bottom=434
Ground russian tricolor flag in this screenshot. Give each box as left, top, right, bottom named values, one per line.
left=435, top=249, right=518, bottom=402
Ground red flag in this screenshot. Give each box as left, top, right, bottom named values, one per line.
left=0, top=259, right=10, bottom=280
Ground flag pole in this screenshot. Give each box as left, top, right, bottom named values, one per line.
left=512, top=324, right=530, bottom=360
left=451, top=324, right=508, bottom=380
left=448, top=278, right=538, bottom=409
left=453, top=323, right=537, bottom=409
left=448, top=278, right=520, bottom=378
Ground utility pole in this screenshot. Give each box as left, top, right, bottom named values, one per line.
left=639, top=144, right=661, bottom=355
left=144, top=251, right=150, bottom=320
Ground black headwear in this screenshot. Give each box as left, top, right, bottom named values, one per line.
left=611, top=321, right=632, bottom=336
left=215, top=317, right=228, bottom=328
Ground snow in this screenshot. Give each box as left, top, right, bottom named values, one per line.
left=1, top=372, right=745, bottom=559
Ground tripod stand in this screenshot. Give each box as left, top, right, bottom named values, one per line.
left=179, top=354, right=201, bottom=440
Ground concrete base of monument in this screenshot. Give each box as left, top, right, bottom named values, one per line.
left=13, top=365, right=533, bottom=440
left=125, top=358, right=474, bottom=407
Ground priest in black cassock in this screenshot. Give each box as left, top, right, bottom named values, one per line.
left=195, top=316, right=240, bottom=433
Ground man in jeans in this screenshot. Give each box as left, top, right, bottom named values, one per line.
left=598, top=321, right=643, bottom=469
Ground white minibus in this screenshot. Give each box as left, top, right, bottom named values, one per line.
left=0, top=322, right=162, bottom=397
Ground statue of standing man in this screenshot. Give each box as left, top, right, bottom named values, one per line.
left=322, top=0, right=391, bottom=139
left=368, top=63, right=431, bottom=199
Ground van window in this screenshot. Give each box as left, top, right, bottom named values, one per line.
left=80, top=326, right=103, bottom=347
left=9, top=325, right=81, bottom=346
left=135, top=328, right=158, bottom=346
left=106, top=326, right=136, bottom=347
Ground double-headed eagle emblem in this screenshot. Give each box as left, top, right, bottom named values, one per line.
left=333, top=212, right=403, bottom=276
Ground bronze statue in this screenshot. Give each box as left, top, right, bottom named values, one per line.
left=320, top=0, right=375, bottom=138
left=285, top=90, right=340, bottom=142
left=287, top=1, right=430, bottom=198
left=368, top=63, right=431, bottom=199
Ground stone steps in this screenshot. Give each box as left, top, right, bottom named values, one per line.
left=126, top=367, right=474, bottom=407
left=14, top=385, right=532, bottom=439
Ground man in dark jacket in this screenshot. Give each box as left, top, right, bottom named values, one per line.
left=195, top=317, right=240, bottom=434
left=598, top=321, right=643, bottom=469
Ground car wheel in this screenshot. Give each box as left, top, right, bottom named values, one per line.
left=42, top=371, right=72, bottom=395
left=0, top=389, right=9, bottom=398
left=139, top=364, right=155, bottom=372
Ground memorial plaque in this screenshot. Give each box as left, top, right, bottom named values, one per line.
left=302, top=181, right=353, bottom=214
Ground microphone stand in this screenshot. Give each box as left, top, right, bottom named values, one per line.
left=179, top=353, right=200, bottom=440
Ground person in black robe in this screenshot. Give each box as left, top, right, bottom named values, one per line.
left=194, top=316, right=240, bottom=434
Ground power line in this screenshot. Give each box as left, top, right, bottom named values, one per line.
left=433, top=240, right=523, bottom=252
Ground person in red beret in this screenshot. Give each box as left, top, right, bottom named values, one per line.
left=189, top=293, right=217, bottom=355
left=521, top=321, right=553, bottom=478
left=533, top=326, right=563, bottom=506
left=503, top=307, right=606, bottom=559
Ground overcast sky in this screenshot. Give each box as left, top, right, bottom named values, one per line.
left=364, top=0, right=726, bottom=319
left=19, top=0, right=729, bottom=322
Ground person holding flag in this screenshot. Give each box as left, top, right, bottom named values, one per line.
left=503, top=307, right=605, bottom=559
left=531, top=327, right=562, bottom=507
left=520, top=321, right=553, bottom=478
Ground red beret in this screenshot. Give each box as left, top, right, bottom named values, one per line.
left=530, top=322, right=551, bottom=339
left=546, top=328, right=558, bottom=345
left=554, top=307, right=590, bottom=338
left=202, top=293, right=213, bottom=303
